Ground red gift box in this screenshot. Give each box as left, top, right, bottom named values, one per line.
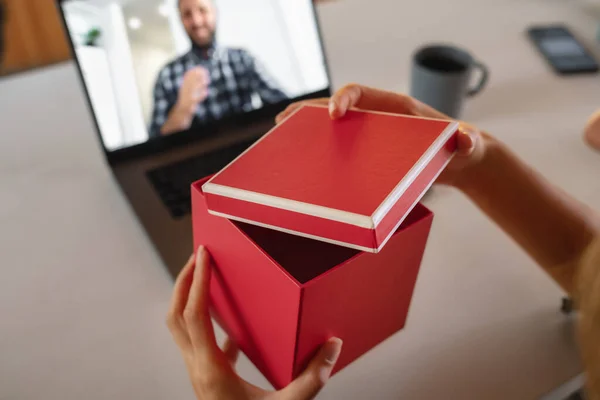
left=192, top=177, right=434, bottom=389
left=192, top=107, right=457, bottom=388
left=202, top=105, right=458, bottom=252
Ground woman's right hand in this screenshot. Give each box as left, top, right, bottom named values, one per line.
left=584, top=109, right=600, bottom=151
left=275, top=84, right=489, bottom=188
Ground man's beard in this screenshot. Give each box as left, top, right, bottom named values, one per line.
left=188, top=28, right=216, bottom=51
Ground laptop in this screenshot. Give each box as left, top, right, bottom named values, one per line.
left=56, top=0, right=332, bottom=278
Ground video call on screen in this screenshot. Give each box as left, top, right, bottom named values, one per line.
left=61, top=0, right=329, bottom=151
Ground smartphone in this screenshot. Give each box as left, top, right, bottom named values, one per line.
left=527, top=24, right=599, bottom=75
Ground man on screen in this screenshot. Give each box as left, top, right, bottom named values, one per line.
left=149, top=0, right=288, bottom=137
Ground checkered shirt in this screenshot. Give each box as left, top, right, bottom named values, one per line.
left=149, top=46, right=287, bottom=137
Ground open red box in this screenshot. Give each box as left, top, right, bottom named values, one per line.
left=202, top=105, right=457, bottom=253
left=192, top=177, right=434, bottom=389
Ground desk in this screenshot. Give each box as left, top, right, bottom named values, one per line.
left=2, top=0, right=600, bottom=398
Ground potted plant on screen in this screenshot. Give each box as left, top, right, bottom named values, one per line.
left=83, top=27, right=101, bottom=47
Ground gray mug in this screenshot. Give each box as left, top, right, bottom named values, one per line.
left=410, top=44, right=489, bottom=118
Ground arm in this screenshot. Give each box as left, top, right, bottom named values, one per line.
left=455, top=134, right=600, bottom=293
left=159, top=102, right=195, bottom=136
left=277, top=84, right=600, bottom=293
left=149, top=75, right=190, bottom=138
left=150, top=67, right=209, bottom=136
left=278, top=83, right=600, bottom=398
left=467, top=133, right=600, bottom=396
left=578, top=238, right=600, bottom=399
left=151, top=81, right=196, bottom=137
left=242, top=51, right=287, bottom=105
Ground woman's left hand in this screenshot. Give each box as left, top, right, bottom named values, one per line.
left=167, top=246, right=343, bottom=400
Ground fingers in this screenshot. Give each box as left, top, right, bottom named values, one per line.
left=199, top=67, right=210, bottom=85
left=166, top=254, right=196, bottom=349
left=456, top=124, right=481, bottom=157
left=328, top=84, right=478, bottom=159
left=277, top=84, right=453, bottom=127
left=222, top=337, right=240, bottom=366
left=169, top=254, right=196, bottom=318
left=195, top=73, right=210, bottom=88
left=584, top=110, right=600, bottom=151
left=437, top=123, right=485, bottom=188
left=186, top=67, right=210, bottom=86
left=329, top=84, right=417, bottom=119
left=279, top=338, right=343, bottom=400
left=329, top=83, right=452, bottom=121
left=275, top=84, right=452, bottom=128
left=183, top=246, right=220, bottom=363
left=192, top=87, right=209, bottom=102
left=275, top=98, right=329, bottom=124
left=186, top=67, right=203, bottom=79
left=456, top=126, right=476, bottom=157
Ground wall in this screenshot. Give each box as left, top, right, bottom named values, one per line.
left=75, top=46, right=124, bottom=150
left=0, top=0, right=71, bottom=75
left=165, top=0, right=191, bottom=56
left=130, top=41, right=176, bottom=124
left=212, top=0, right=303, bottom=96
left=96, top=4, right=148, bottom=146
left=62, top=1, right=149, bottom=149
left=275, top=0, right=329, bottom=94
left=63, top=1, right=126, bottom=151
left=63, top=2, right=97, bottom=47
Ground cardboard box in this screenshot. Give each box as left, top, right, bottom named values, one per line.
left=192, top=177, right=434, bottom=389
left=202, top=105, right=457, bottom=253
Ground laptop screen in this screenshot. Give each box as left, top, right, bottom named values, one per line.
left=59, top=0, right=330, bottom=151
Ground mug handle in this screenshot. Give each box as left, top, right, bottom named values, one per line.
left=467, top=61, right=489, bottom=97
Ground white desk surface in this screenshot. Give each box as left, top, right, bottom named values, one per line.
left=2, top=0, right=600, bottom=398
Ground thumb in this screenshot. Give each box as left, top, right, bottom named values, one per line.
left=456, top=124, right=478, bottom=157
left=278, top=338, right=343, bottom=400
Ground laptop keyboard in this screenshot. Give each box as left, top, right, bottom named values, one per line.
left=146, top=139, right=256, bottom=219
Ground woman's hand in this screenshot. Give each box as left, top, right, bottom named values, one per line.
left=584, top=109, right=600, bottom=151
left=167, top=247, right=344, bottom=400
left=275, top=84, right=488, bottom=188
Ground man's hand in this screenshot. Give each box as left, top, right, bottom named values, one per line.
left=275, top=84, right=488, bottom=188
left=167, top=246, right=344, bottom=400
left=177, top=67, right=210, bottom=116
left=161, top=67, right=210, bottom=135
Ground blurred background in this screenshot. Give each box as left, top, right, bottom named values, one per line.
left=2, top=1, right=600, bottom=400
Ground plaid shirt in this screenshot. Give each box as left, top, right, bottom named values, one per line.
left=149, top=46, right=287, bottom=137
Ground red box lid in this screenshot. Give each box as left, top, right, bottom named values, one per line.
left=203, top=105, right=458, bottom=252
